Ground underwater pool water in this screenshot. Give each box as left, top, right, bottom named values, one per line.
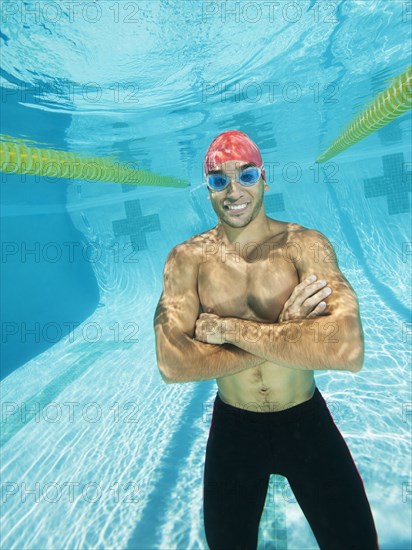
left=1, top=1, right=411, bottom=549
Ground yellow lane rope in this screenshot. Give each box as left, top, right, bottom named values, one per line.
left=0, top=136, right=189, bottom=188
left=316, top=66, right=412, bottom=163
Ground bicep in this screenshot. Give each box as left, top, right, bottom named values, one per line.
left=154, top=244, right=200, bottom=340
left=294, top=230, right=361, bottom=324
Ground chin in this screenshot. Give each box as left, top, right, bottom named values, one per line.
left=222, top=213, right=252, bottom=227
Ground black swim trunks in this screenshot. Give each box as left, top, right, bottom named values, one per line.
left=203, top=386, right=379, bottom=550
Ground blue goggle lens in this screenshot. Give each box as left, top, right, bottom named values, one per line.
left=207, top=174, right=228, bottom=190
left=207, top=166, right=261, bottom=190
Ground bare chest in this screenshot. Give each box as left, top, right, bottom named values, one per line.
left=198, top=247, right=299, bottom=322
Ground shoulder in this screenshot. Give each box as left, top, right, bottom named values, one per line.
left=166, top=228, right=215, bottom=267
left=285, top=224, right=337, bottom=265
left=267, top=221, right=319, bottom=239
left=287, top=224, right=333, bottom=245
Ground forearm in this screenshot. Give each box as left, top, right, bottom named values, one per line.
left=161, top=332, right=266, bottom=383
left=222, top=317, right=359, bottom=372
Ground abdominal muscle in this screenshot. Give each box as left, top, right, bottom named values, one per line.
left=216, top=362, right=316, bottom=412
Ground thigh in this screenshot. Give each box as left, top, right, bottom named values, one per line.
left=283, top=408, right=379, bottom=550
left=203, top=415, right=271, bottom=550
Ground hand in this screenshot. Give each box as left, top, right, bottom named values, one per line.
left=277, top=275, right=332, bottom=323
left=195, top=312, right=227, bottom=345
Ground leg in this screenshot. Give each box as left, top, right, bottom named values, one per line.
left=203, top=413, right=271, bottom=550
left=283, top=406, right=379, bottom=549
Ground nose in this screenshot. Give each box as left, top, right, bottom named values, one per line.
left=225, top=175, right=244, bottom=197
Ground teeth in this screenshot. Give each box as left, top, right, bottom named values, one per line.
left=227, top=203, right=247, bottom=210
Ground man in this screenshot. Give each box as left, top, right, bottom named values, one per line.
left=153, top=130, right=379, bottom=549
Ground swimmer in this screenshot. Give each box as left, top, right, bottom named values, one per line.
left=153, top=130, right=379, bottom=549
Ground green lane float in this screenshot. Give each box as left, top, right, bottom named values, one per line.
left=0, top=136, right=189, bottom=188
left=317, top=66, right=412, bottom=163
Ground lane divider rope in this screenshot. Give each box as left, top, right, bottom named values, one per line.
left=316, top=66, right=412, bottom=163
left=0, top=136, right=189, bottom=188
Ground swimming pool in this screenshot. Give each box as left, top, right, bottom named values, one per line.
left=1, top=1, right=411, bottom=548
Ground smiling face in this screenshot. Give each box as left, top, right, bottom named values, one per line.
left=207, top=159, right=266, bottom=229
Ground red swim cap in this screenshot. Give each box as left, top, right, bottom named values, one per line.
left=204, top=130, right=266, bottom=182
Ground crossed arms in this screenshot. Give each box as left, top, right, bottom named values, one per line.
left=153, top=230, right=364, bottom=384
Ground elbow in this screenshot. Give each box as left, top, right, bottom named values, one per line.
left=337, top=334, right=364, bottom=373
left=335, top=357, right=363, bottom=373
left=159, top=368, right=174, bottom=384
left=162, top=373, right=184, bottom=385
left=158, top=361, right=188, bottom=384
left=158, top=363, right=176, bottom=384
left=350, top=332, right=365, bottom=372
left=156, top=340, right=198, bottom=384
left=351, top=363, right=363, bottom=373
left=155, top=344, right=183, bottom=384
left=345, top=355, right=363, bottom=373
left=349, top=350, right=364, bottom=373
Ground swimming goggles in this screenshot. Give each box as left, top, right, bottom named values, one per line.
left=206, top=164, right=264, bottom=191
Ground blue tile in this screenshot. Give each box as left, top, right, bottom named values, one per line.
left=363, top=153, right=411, bottom=215
left=112, top=199, right=161, bottom=251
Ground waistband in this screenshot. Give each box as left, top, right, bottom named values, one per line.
left=213, top=386, right=327, bottom=426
